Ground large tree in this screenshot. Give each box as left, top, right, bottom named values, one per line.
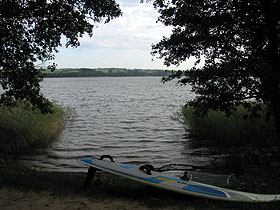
left=0, top=0, right=121, bottom=113
left=152, top=0, right=280, bottom=139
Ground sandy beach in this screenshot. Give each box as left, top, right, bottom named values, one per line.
left=0, top=188, right=196, bottom=210
left=0, top=166, right=272, bottom=210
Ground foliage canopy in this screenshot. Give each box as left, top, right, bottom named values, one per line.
left=0, top=0, right=121, bottom=113
left=152, top=0, right=280, bottom=139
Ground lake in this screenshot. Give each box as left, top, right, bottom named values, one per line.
left=3, top=77, right=215, bottom=172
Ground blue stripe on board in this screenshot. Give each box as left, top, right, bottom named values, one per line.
left=183, top=185, right=227, bottom=198
left=119, top=164, right=134, bottom=169
left=80, top=158, right=93, bottom=165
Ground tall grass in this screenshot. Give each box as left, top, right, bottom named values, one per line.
left=0, top=102, right=68, bottom=155
left=176, top=104, right=277, bottom=147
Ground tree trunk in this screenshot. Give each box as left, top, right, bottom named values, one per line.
left=270, top=88, right=280, bottom=141
left=261, top=0, right=280, bottom=141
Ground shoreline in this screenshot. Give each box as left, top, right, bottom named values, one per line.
left=0, top=170, right=197, bottom=210
left=0, top=163, right=277, bottom=210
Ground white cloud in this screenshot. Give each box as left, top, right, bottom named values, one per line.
left=79, top=0, right=171, bottom=51
left=54, top=0, right=195, bottom=69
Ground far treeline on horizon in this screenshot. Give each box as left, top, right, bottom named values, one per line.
left=43, top=68, right=171, bottom=78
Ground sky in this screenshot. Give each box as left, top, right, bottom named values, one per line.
left=53, top=0, right=196, bottom=70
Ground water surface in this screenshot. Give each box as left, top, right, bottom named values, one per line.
left=12, top=77, right=214, bottom=172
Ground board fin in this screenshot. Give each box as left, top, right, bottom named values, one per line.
left=84, top=166, right=97, bottom=190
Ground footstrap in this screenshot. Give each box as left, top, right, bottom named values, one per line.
left=99, top=155, right=115, bottom=162
left=139, top=164, right=155, bottom=175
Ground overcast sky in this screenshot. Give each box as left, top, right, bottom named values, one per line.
left=53, top=0, right=196, bottom=70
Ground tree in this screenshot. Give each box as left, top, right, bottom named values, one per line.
left=152, top=0, right=280, bottom=139
left=0, top=0, right=121, bottom=113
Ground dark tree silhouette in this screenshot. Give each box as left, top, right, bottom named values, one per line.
left=152, top=0, right=280, bottom=139
left=0, top=0, right=121, bottom=113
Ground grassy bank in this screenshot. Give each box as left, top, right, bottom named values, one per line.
left=0, top=102, right=67, bottom=155
left=176, top=104, right=277, bottom=147
left=175, top=104, right=280, bottom=195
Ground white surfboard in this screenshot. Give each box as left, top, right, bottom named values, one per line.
left=80, top=157, right=280, bottom=202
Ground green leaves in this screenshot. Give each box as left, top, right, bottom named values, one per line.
left=154, top=0, right=280, bottom=139
left=0, top=0, right=121, bottom=113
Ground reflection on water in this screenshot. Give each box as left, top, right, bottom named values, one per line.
left=18, top=77, right=215, bottom=172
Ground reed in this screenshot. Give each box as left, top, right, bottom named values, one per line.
left=176, top=104, right=277, bottom=147
left=0, top=101, right=68, bottom=155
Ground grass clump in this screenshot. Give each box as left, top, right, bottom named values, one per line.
left=176, top=103, right=277, bottom=147
left=0, top=101, right=67, bottom=155
left=175, top=103, right=280, bottom=194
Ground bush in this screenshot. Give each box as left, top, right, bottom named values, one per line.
left=0, top=101, right=67, bottom=155
left=176, top=103, right=277, bottom=147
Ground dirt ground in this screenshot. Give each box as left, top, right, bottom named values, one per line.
left=0, top=188, right=195, bottom=210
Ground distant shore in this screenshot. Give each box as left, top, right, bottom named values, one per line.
left=44, top=68, right=171, bottom=78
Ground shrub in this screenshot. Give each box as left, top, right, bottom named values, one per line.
left=176, top=103, right=277, bottom=147
left=0, top=101, right=67, bottom=155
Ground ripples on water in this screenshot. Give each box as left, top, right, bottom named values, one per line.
left=16, top=77, right=214, bottom=172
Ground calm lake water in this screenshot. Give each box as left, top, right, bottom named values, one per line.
left=4, top=77, right=216, bottom=172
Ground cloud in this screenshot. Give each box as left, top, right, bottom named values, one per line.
left=54, top=0, right=197, bottom=69
left=79, top=0, right=172, bottom=51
